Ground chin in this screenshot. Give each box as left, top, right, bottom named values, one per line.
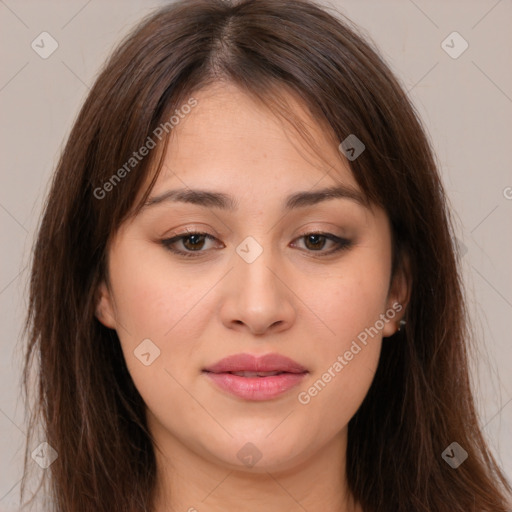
left=206, top=434, right=314, bottom=474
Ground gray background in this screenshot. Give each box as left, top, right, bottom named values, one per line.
left=1, top=0, right=511, bottom=509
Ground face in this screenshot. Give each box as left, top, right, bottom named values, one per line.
left=96, top=82, right=408, bottom=474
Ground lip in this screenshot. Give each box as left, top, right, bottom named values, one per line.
left=204, top=353, right=308, bottom=374
left=202, top=353, right=308, bottom=401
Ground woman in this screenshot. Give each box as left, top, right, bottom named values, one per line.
left=21, top=0, right=512, bottom=511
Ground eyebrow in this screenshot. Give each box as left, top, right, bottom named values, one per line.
left=143, top=185, right=367, bottom=211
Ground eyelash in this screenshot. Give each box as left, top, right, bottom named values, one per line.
left=160, top=231, right=353, bottom=258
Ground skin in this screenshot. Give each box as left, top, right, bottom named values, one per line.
left=96, top=82, right=409, bottom=512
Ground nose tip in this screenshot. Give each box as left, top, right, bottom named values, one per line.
left=220, top=257, right=297, bottom=336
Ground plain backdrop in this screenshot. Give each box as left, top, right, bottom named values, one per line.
left=1, top=0, right=511, bottom=509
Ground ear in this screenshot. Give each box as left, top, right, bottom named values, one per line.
left=382, top=253, right=411, bottom=338
left=95, top=280, right=117, bottom=329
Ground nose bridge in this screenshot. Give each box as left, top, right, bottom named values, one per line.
left=219, top=233, right=296, bottom=334
left=234, top=234, right=283, bottom=301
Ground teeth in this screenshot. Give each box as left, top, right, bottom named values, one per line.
left=230, top=371, right=283, bottom=377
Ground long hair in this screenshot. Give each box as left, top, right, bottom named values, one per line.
left=21, top=0, right=512, bottom=511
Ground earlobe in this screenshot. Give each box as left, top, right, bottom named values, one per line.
left=95, top=281, right=117, bottom=329
left=382, top=303, right=405, bottom=338
left=383, top=254, right=412, bottom=338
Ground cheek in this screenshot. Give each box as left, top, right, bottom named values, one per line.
left=302, top=249, right=391, bottom=354
left=107, top=246, right=215, bottom=434
left=294, top=340, right=381, bottom=448
left=108, top=239, right=213, bottom=337
left=107, top=241, right=219, bottom=397
left=292, top=252, right=389, bottom=429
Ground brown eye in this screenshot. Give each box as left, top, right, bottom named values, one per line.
left=292, top=232, right=353, bottom=256
left=303, top=234, right=328, bottom=250
left=181, top=233, right=208, bottom=251
left=161, top=232, right=220, bottom=258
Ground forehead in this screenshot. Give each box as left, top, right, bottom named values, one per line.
left=152, top=82, right=359, bottom=197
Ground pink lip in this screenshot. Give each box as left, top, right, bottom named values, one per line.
left=203, top=353, right=308, bottom=401
left=204, top=353, right=308, bottom=374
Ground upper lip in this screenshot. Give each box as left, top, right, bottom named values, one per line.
left=203, top=353, right=308, bottom=374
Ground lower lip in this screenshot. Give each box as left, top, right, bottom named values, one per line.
left=203, top=371, right=308, bottom=401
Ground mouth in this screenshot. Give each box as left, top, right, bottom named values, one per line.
left=215, top=371, right=291, bottom=377
left=202, top=353, right=308, bottom=401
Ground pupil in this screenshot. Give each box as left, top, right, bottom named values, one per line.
left=184, top=234, right=204, bottom=250
left=306, top=234, right=325, bottom=250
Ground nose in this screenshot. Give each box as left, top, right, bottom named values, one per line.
left=219, top=244, right=297, bottom=336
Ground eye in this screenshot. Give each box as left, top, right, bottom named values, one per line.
left=291, top=232, right=353, bottom=256
left=161, top=232, right=221, bottom=258
left=161, top=231, right=353, bottom=258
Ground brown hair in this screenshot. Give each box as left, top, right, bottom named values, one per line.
left=21, top=0, right=512, bottom=511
